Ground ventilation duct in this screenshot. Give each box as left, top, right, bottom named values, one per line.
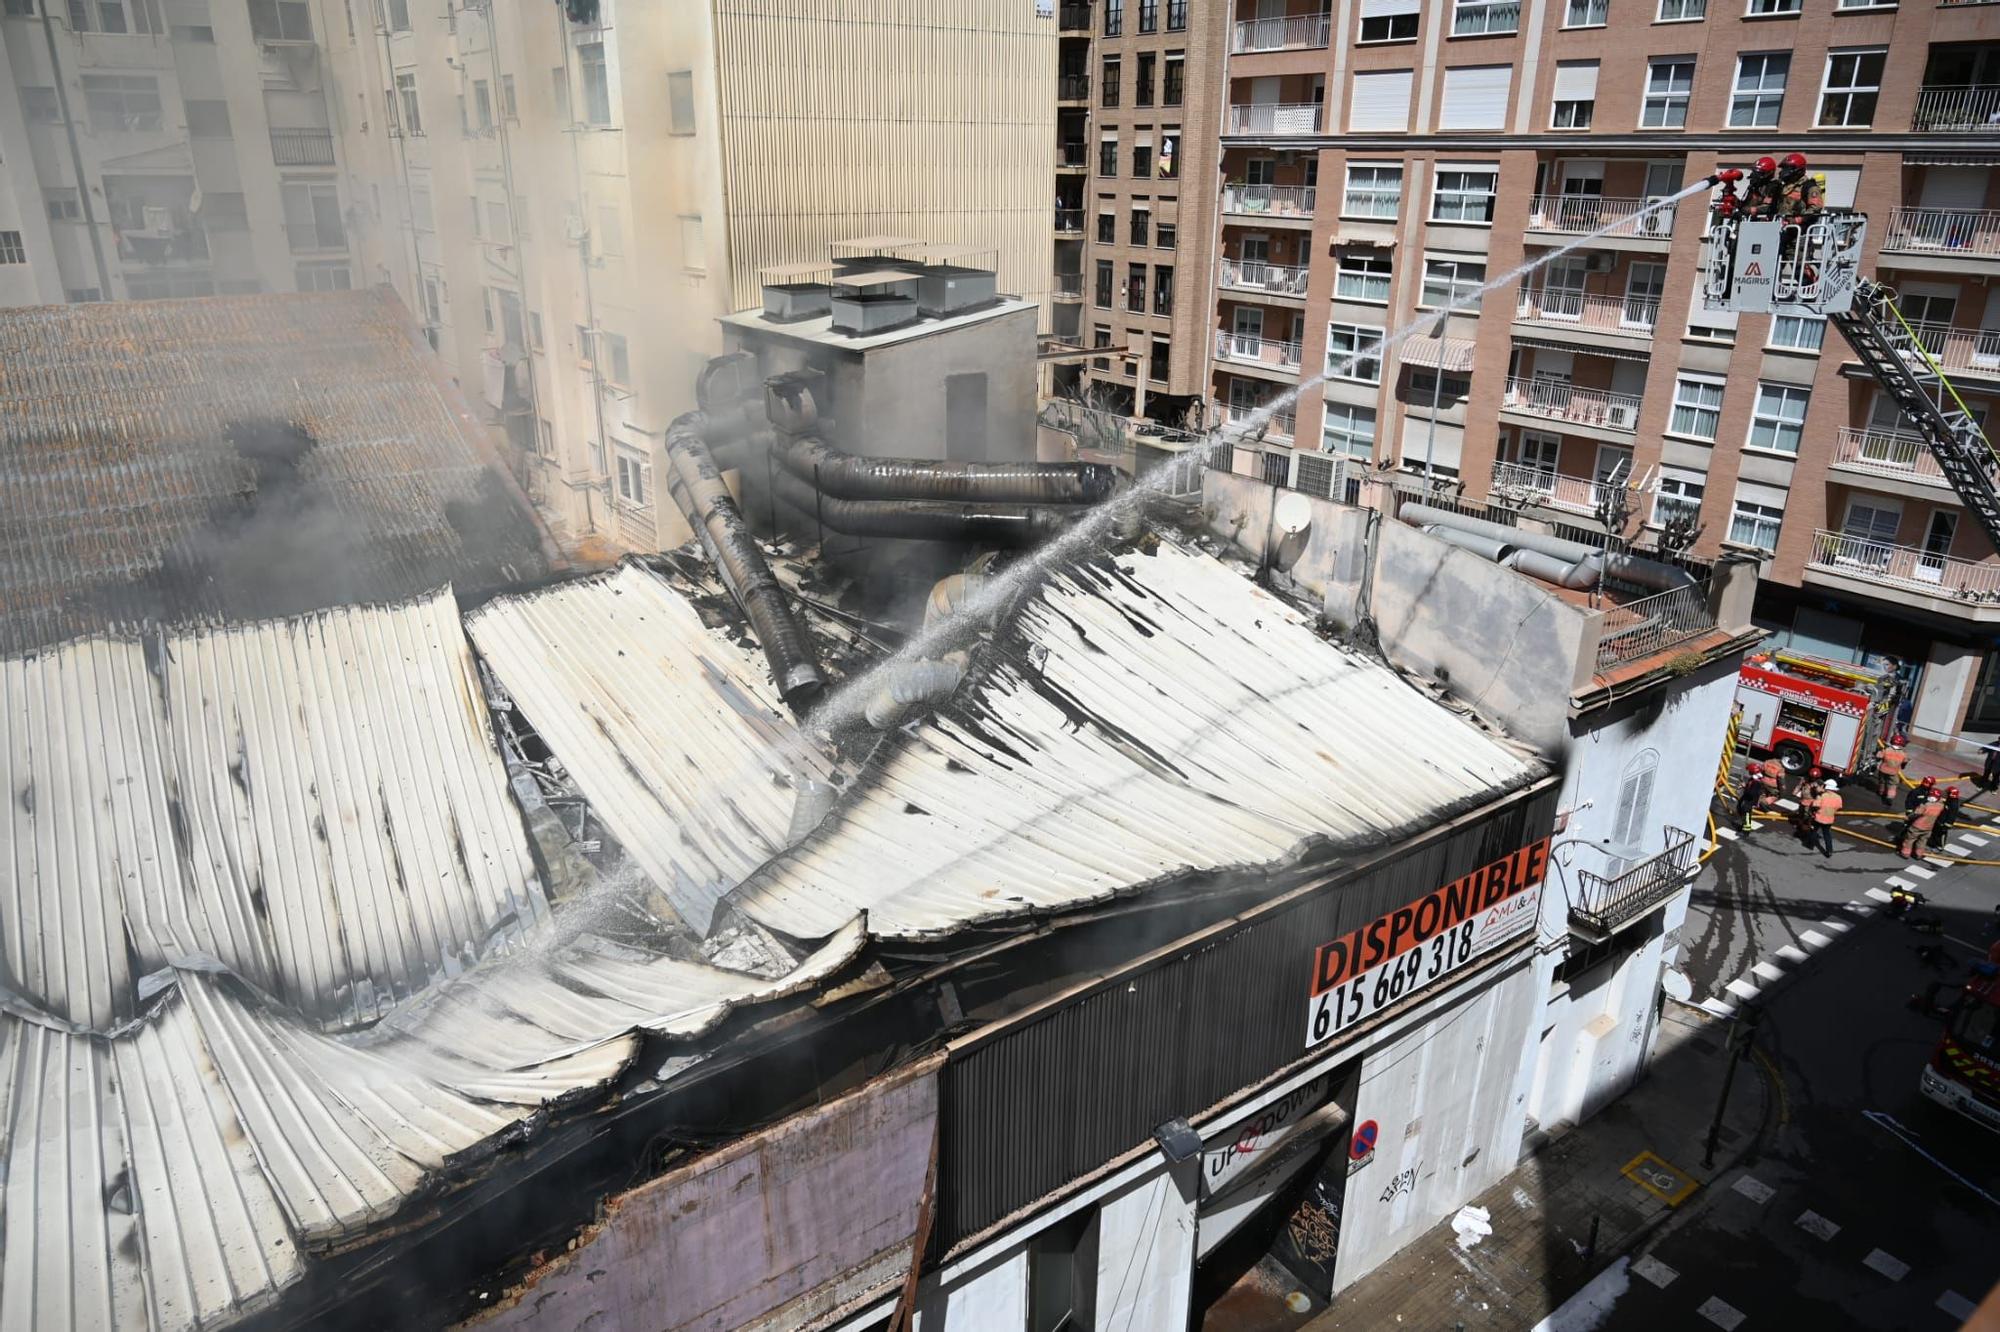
left=774, top=435, right=1117, bottom=507
left=1399, top=501, right=1695, bottom=593
left=767, top=464, right=1074, bottom=545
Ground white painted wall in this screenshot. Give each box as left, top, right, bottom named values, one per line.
left=1094, top=1164, right=1198, bottom=1332
left=1330, top=959, right=1539, bottom=1291
left=913, top=1248, right=1027, bottom=1332
left=1525, top=925, right=1670, bottom=1132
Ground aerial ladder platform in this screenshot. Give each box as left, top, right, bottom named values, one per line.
left=1700, top=164, right=2000, bottom=552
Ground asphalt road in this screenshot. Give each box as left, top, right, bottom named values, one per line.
left=1586, top=800, right=2000, bottom=1329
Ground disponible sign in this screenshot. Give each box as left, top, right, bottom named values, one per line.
left=1201, top=1073, right=1332, bottom=1199
left=1304, top=838, right=1549, bottom=1049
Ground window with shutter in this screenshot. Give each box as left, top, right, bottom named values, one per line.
left=1440, top=65, right=1511, bottom=130
left=1607, top=750, right=1660, bottom=875
left=1350, top=70, right=1414, bottom=131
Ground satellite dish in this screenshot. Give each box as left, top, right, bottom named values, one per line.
left=1274, top=490, right=1314, bottom=536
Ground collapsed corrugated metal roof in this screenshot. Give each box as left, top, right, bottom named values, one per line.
left=0, top=290, right=552, bottom=656
left=727, top=541, right=1540, bottom=939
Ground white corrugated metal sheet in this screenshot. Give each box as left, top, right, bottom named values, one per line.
left=466, top=562, right=838, bottom=933
left=732, top=542, right=1540, bottom=939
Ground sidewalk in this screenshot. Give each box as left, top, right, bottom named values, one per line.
left=1301, top=1003, right=1768, bottom=1331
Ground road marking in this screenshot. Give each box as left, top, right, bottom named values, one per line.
left=1946, top=842, right=1973, bottom=856
left=1798, top=930, right=1834, bottom=952
left=1699, top=996, right=1738, bottom=1018
left=1795, top=1209, right=1841, bottom=1240
left=1866, top=886, right=1894, bottom=903
left=1725, top=977, right=1761, bottom=1001
left=1863, top=1248, right=1910, bottom=1281
left=1752, top=961, right=1786, bottom=983
left=1946, top=934, right=1986, bottom=954
left=1907, top=865, right=1937, bottom=879
left=1923, top=854, right=1951, bottom=867
left=1732, top=1175, right=1776, bottom=1204
left=1696, top=1295, right=1746, bottom=1329
left=1819, top=916, right=1854, bottom=935
left=1714, top=825, right=1739, bottom=841
left=1885, top=876, right=1917, bottom=891
left=1960, top=833, right=1989, bottom=846
left=1863, top=1110, right=2000, bottom=1208
left=1631, top=1254, right=1678, bottom=1288
left=1775, top=944, right=1809, bottom=965
left=1940, top=1291, right=1978, bottom=1320
left=1622, top=1151, right=1698, bottom=1206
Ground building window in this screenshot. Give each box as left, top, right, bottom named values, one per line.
left=552, top=66, right=570, bottom=122
left=1104, top=0, right=1122, bottom=35
left=1096, top=211, right=1116, bottom=244
left=1156, top=222, right=1177, bottom=250
left=528, top=311, right=544, bottom=352
left=678, top=214, right=704, bottom=271
left=1336, top=250, right=1393, bottom=303
left=1359, top=8, right=1417, bottom=42
left=1163, top=56, right=1184, bottom=107
left=172, top=22, right=214, bottom=40
left=1769, top=314, right=1825, bottom=352
left=1168, top=0, right=1186, bottom=28
left=22, top=87, right=62, bottom=124
left=578, top=41, right=612, bottom=125
left=1407, top=369, right=1471, bottom=405
left=1095, top=259, right=1114, bottom=308
left=1092, top=323, right=1112, bottom=370
left=502, top=74, right=518, bottom=120
left=294, top=261, right=350, bottom=292
left=422, top=276, right=442, bottom=325
left=668, top=70, right=695, bottom=134
left=1730, top=53, right=1788, bottom=127
left=1136, top=53, right=1155, bottom=106
left=1551, top=92, right=1594, bottom=128
left=1642, top=58, right=1694, bottom=129
left=1452, top=0, right=1519, bottom=36
left=70, top=0, right=167, bottom=32
left=1102, top=57, right=1120, bottom=108
left=1323, top=403, right=1377, bottom=459
left=1157, top=131, right=1179, bottom=180
left=1130, top=206, right=1149, bottom=247
left=1746, top=382, right=1809, bottom=453
left=183, top=99, right=231, bottom=137
left=1138, top=0, right=1157, bottom=30
left=1729, top=496, right=1784, bottom=551
left=1148, top=334, right=1169, bottom=382
left=1098, top=138, right=1118, bottom=177
left=68, top=287, right=104, bottom=302
left=1421, top=257, right=1486, bottom=308
left=615, top=447, right=649, bottom=507
left=1132, top=142, right=1152, bottom=178
left=1153, top=264, right=1173, bottom=315
left=1564, top=0, right=1606, bottom=24
left=1746, top=0, right=1798, bottom=13
left=247, top=0, right=310, bottom=40
left=82, top=74, right=163, bottom=132
left=3, top=0, right=35, bottom=13
left=1656, top=0, right=1705, bottom=18
left=45, top=189, right=81, bottom=221
left=1327, top=323, right=1384, bottom=383
left=1342, top=165, right=1402, bottom=219
left=1654, top=473, right=1704, bottom=526
left=1669, top=375, right=1724, bottom=440
left=1817, top=49, right=1884, bottom=127
left=472, top=79, right=493, bottom=131
left=0, top=232, right=25, bottom=264
left=1126, top=263, right=1147, bottom=313
left=599, top=330, right=631, bottom=385
left=395, top=72, right=422, bottom=134
left=1430, top=167, right=1497, bottom=223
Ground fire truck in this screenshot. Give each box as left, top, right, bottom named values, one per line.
left=1733, top=650, right=1903, bottom=776
left=1920, top=968, right=2000, bottom=1134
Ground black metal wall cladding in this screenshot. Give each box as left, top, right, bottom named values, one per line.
left=935, top=783, right=1560, bottom=1251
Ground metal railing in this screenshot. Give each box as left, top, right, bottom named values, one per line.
left=1500, top=376, right=1643, bottom=432
left=269, top=127, right=335, bottom=166
left=1570, top=827, right=1697, bottom=938
left=284, top=222, right=347, bottom=254
left=1214, top=330, right=1303, bottom=373
left=114, top=227, right=210, bottom=266
left=1058, top=141, right=1087, bottom=169
left=1807, top=528, right=2000, bottom=602
left=1228, top=102, right=1323, bottom=134
left=1515, top=289, right=1660, bottom=333
left=1231, top=11, right=1331, bottom=52
left=1053, top=270, right=1084, bottom=298
left=1220, top=401, right=1297, bottom=440
left=1058, top=72, right=1090, bottom=101
left=1912, top=85, right=2000, bottom=133
left=1525, top=194, right=1675, bottom=239
left=1593, top=583, right=1714, bottom=672
left=1831, top=426, right=1948, bottom=485
left=1896, top=321, right=2000, bottom=378
left=1059, top=0, right=1092, bottom=29
left=1221, top=183, right=1317, bottom=217
left=1220, top=258, right=1311, bottom=298
left=1489, top=460, right=1650, bottom=517
left=1054, top=207, right=1085, bottom=235
left=1882, top=207, right=2000, bottom=257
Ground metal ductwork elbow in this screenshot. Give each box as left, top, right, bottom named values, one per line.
left=663, top=412, right=827, bottom=710
left=863, top=659, right=965, bottom=729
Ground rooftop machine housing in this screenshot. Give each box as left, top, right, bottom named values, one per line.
left=758, top=260, right=834, bottom=323
left=914, top=243, right=999, bottom=318
left=828, top=234, right=927, bottom=276
left=829, top=269, right=922, bottom=336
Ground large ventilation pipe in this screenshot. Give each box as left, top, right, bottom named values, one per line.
left=1507, top=548, right=1604, bottom=591
left=1400, top=501, right=1696, bottom=593
left=773, top=435, right=1117, bottom=507
left=663, top=413, right=827, bottom=709
left=767, top=464, right=1074, bottom=545
left=1422, top=527, right=1516, bottom=564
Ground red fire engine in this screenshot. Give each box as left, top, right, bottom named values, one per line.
left=1921, top=969, right=2000, bottom=1134
left=1734, top=650, right=1903, bottom=776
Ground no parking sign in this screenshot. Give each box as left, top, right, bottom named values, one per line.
left=1348, top=1118, right=1378, bottom=1173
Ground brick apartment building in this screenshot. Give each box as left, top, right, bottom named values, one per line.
left=1062, top=0, right=2000, bottom=745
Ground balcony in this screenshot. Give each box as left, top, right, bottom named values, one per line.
left=1059, top=1, right=1092, bottom=30
left=1569, top=827, right=1697, bottom=941
left=115, top=225, right=210, bottom=267
left=1228, top=102, right=1323, bottom=135
left=1524, top=195, right=1675, bottom=248
left=1054, top=270, right=1084, bottom=301
left=1912, top=85, right=2000, bottom=132
left=1593, top=584, right=1715, bottom=674
left=1805, top=528, right=2000, bottom=616
left=1489, top=459, right=1651, bottom=519
left=1219, top=258, right=1310, bottom=301
left=1499, top=376, right=1641, bottom=434
left=1880, top=208, right=2000, bottom=276
left=1058, top=141, right=1087, bottom=172
left=1220, top=183, right=1316, bottom=220
left=1220, top=400, right=1298, bottom=442
left=1057, top=73, right=1090, bottom=102
left=1231, top=11, right=1332, bottom=53
left=1895, top=321, right=2000, bottom=383
left=1514, top=289, right=1659, bottom=336
left=1829, top=426, right=1956, bottom=497
left=1214, top=330, right=1303, bottom=376
left=270, top=127, right=335, bottom=166
left=285, top=221, right=348, bottom=254
left=1055, top=207, right=1085, bottom=237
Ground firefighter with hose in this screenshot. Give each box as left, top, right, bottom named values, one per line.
left=1875, top=732, right=1908, bottom=805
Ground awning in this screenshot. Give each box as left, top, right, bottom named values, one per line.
left=1398, top=335, right=1477, bottom=373
left=1905, top=153, right=2000, bottom=167
left=1512, top=333, right=1652, bottom=363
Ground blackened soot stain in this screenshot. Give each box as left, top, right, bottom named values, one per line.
left=1044, top=606, right=1105, bottom=654
left=379, top=787, right=411, bottom=899
left=249, top=877, right=270, bottom=922
left=447, top=812, right=473, bottom=884
left=945, top=758, right=972, bottom=774
left=590, top=713, right=653, bottom=791
left=16, top=781, right=30, bottom=815
left=1031, top=674, right=1189, bottom=779
left=903, top=802, right=929, bottom=816
left=949, top=708, right=1031, bottom=767
left=166, top=794, right=192, bottom=860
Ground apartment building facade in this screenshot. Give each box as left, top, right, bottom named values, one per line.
left=1052, top=0, right=1228, bottom=437
left=321, top=0, right=1055, bottom=554
left=1202, top=0, right=2000, bottom=743
left=0, top=0, right=353, bottom=306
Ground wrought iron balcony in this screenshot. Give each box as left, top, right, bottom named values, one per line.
left=1220, top=258, right=1310, bottom=299
left=1912, top=84, right=2000, bottom=133
left=1525, top=194, right=1675, bottom=241
left=1515, top=289, right=1659, bottom=335
left=1881, top=207, right=2000, bottom=259
left=1214, top=330, right=1303, bottom=375
left=1592, top=582, right=1715, bottom=673
left=270, top=127, right=335, bottom=166
left=1231, top=11, right=1331, bottom=53
left=1489, top=459, right=1652, bottom=518
left=1806, top=529, right=2000, bottom=603
left=1228, top=102, right=1323, bottom=135
left=1221, top=183, right=1317, bottom=218
left=1829, top=426, right=1952, bottom=489
left=1570, top=827, right=1697, bottom=940
left=1499, top=376, right=1642, bottom=433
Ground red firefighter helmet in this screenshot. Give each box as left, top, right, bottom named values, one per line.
left=1949, top=786, right=1962, bottom=798
left=1753, top=156, right=1778, bottom=175
left=1893, top=733, right=1907, bottom=745
left=1922, top=775, right=1938, bottom=788
left=1781, top=152, right=1809, bottom=171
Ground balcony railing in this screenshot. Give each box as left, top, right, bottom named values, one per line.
left=1055, top=207, right=1085, bottom=235
left=1220, top=258, right=1311, bottom=298
left=270, top=126, right=335, bottom=166
left=1515, top=289, right=1660, bottom=334
left=1571, top=827, right=1697, bottom=939
left=1215, top=330, right=1303, bottom=373
left=1896, top=320, right=2000, bottom=378
left=1832, top=426, right=1950, bottom=485
left=285, top=222, right=348, bottom=254
left=1807, top=528, right=2000, bottom=603
left=1593, top=582, right=1715, bottom=673
left=1228, top=102, right=1323, bottom=135
left=1882, top=206, right=2000, bottom=258
left=1053, top=270, right=1084, bottom=299
left=1221, top=183, right=1316, bottom=218
left=1912, top=85, right=2000, bottom=133
left=1058, top=141, right=1087, bottom=169
left=1489, top=459, right=1650, bottom=517
left=1058, top=73, right=1090, bottom=101
left=1231, top=11, right=1332, bottom=52
left=1500, top=376, right=1642, bottom=432
left=114, top=226, right=210, bottom=266
left=1525, top=194, right=1675, bottom=240
left=1220, top=401, right=1297, bottom=441
left=1059, top=1, right=1092, bottom=30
